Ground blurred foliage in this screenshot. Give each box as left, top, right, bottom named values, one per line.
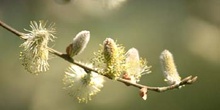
left=0, top=0, right=220, bottom=110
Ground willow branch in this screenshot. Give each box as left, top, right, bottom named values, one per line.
left=0, top=20, right=24, bottom=37
left=0, top=20, right=198, bottom=93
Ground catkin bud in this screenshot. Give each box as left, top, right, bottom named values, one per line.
left=160, top=50, right=181, bottom=85
left=66, top=30, right=90, bottom=57
left=103, top=38, right=118, bottom=63
left=124, top=48, right=141, bottom=83
left=103, top=38, right=125, bottom=79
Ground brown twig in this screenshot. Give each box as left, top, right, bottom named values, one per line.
left=0, top=20, right=198, bottom=93
left=0, top=20, right=24, bottom=37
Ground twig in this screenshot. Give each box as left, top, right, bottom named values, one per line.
left=0, top=20, right=198, bottom=93
left=0, top=20, right=24, bottom=37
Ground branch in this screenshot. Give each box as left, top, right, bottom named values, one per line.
left=0, top=20, right=24, bottom=37
left=0, top=20, right=198, bottom=93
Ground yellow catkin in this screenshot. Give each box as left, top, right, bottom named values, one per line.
left=103, top=38, right=125, bottom=79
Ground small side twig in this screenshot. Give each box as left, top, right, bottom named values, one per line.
left=0, top=20, right=198, bottom=93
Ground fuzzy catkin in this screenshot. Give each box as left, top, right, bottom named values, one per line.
left=160, top=50, right=181, bottom=85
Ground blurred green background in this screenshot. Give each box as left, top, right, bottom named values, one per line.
left=0, top=0, right=220, bottom=110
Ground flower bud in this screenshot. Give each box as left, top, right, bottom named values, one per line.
left=139, top=87, right=147, bottom=100
left=124, top=48, right=141, bottom=83
left=103, top=38, right=118, bottom=63
left=160, top=50, right=181, bottom=85
left=123, top=48, right=151, bottom=83
left=102, top=38, right=125, bottom=79
left=66, top=30, right=90, bottom=57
